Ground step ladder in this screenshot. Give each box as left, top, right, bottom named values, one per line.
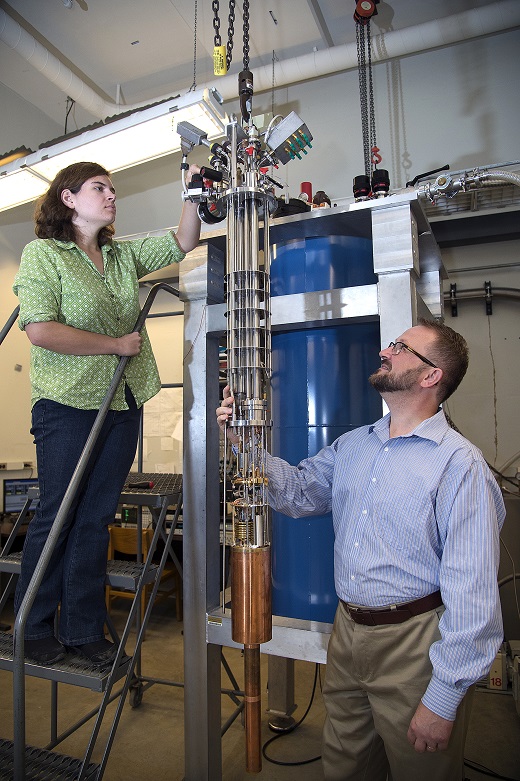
left=0, top=472, right=184, bottom=780
left=0, top=283, right=184, bottom=780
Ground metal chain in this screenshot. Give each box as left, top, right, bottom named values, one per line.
left=213, top=0, right=221, bottom=46
left=189, top=0, right=198, bottom=91
left=226, top=0, right=236, bottom=71
left=271, top=49, right=277, bottom=117
left=367, top=21, right=377, bottom=166
left=242, top=0, right=250, bottom=70
left=356, top=23, right=370, bottom=179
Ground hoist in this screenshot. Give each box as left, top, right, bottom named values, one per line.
left=353, top=0, right=390, bottom=201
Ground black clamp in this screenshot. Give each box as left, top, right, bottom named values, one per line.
left=449, top=283, right=458, bottom=318
left=484, top=281, right=493, bottom=316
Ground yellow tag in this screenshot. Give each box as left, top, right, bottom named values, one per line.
left=213, top=45, right=227, bottom=76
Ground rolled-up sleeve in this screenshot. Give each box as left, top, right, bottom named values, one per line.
left=14, top=242, right=62, bottom=329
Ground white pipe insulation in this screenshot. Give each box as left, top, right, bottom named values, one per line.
left=481, top=170, right=520, bottom=188
left=1, top=1, right=519, bottom=121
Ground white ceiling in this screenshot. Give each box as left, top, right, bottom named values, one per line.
left=0, top=0, right=506, bottom=137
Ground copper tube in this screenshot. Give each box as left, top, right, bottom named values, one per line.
left=244, top=644, right=262, bottom=774
left=231, top=546, right=272, bottom=645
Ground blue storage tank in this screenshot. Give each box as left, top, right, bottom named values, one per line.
left=270, top=234, right=382, bottom=624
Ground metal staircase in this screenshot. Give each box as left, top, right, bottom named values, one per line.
left=0, top=472, right=184, bottom=780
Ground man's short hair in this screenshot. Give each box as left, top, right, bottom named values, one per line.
left=418, top=318, right=469, bottom=402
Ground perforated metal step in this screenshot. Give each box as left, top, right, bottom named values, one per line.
left=0, top=738, right=99, bottom=780
left=0, top=550, right=22, bottom=574
left=105, top=559, right=157, bottom=589
left=0, top=552, right=156, bottom=591
left=0, top=633, right=130, bottom=691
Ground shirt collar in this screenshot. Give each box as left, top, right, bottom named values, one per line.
left=51, top=238, right=115, bottom=254
left=369, top=408, right=448, bottom=444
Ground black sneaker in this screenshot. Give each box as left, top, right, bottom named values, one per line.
left=25, top=637, right=66, bottom=665
left=67, top=639, right=118, bottom=666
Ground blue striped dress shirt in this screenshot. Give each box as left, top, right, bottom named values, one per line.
left=266, top=409, right=506, bottom=720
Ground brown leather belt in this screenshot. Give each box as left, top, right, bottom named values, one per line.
left=341, top=590, right=443, bottom=626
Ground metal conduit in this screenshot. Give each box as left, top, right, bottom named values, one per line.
left=444, top=287, right=520, bottom=302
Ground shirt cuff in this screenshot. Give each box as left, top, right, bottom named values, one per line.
left=421, top=674, right=467, bottom=721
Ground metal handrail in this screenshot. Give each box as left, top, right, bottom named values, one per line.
left=0, top=305, right=20, bottom=347
left=10, top=282, right=180, bottom=780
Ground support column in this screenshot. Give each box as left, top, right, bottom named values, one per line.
left=180, top=242, right=225, bottom=781
left=372, top=200, right=443, bottom=343
left=267, top=656, right=296, bottom=731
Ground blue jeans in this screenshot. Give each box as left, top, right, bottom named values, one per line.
left=15, top=387, right=141, bottom=645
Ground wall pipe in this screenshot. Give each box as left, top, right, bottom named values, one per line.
left=443, top=286, right=520, bottom=302
left=1, top=2, right=520, bottom=122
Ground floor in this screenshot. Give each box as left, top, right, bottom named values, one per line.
left=1, top=597, right=519, bottom=781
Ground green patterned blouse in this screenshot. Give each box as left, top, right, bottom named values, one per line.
left=13, top=232, right=185, bottom=410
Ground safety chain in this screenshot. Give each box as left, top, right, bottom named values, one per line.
left=242, top=0, right=250, bottom=70
left=189, top=0, right=198, bottom=91
left=271, top=49, right=278, bottom=117
left=213, top=0, right=236, bottom=72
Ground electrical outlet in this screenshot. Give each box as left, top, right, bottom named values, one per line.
left=23, top=461, right=34, bottom=469
left=0, top=463, right=6, bottom=470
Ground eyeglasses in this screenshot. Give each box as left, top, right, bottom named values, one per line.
left=387, top=341, right=437, bottom=369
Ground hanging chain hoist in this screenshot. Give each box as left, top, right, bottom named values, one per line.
left=353, top=0, right=390, bottom=201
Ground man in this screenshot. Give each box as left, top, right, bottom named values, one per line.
left=216, top=318, right=505, bottom=781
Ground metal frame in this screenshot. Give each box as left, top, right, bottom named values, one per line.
left=181, top=192, right=445, bottom=780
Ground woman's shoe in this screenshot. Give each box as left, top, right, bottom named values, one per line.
left=66, top=639, right=118, bottom=666
left=25, top=637, right=66, bottom=665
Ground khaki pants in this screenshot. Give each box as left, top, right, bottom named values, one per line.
left=322, top=602, right=473, bottom=781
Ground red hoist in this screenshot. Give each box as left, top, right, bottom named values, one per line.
left=353, top=0, right=390, bottom=200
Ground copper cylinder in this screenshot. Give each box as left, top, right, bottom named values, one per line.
left=244, top=644, right=262, bottom=774
left=231, top=545, right=272, bottom=645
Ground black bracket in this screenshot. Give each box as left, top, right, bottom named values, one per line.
left=449, top=283, right=458, bottom=318
left=484, top=281, right=493, bottom=316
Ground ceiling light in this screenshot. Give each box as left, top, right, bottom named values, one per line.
left=0, top=88, right=227, bottom=213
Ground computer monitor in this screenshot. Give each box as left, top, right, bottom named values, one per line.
left=2, top=477, right=39, bottom=515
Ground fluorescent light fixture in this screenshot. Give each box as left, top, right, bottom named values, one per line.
left=0, top=88, right=227, bottom=213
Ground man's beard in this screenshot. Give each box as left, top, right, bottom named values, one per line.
left=368, top=364, right=424, bottom=393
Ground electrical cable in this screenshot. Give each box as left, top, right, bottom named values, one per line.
left=499, top=538, right=520, bottom=624
left=488, top=464, right=519, bottom=489
left=262, top=663, right=321, bottom=767
left=64, top=96, right=75, bottom=134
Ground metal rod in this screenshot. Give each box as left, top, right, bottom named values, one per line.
left=0, top=305, right=19, bottom=347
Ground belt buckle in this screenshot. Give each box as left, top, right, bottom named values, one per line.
left=349, top=606, right=375, bottom=626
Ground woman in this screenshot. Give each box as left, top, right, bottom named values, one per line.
left=13, top=161, right=201, bottom=666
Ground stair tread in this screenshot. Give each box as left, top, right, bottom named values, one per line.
left=0, top=553, right=157, bottom=588
left=0, top=632, right=130, bottom=691
left=0, top=737, right=99, bottom=780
